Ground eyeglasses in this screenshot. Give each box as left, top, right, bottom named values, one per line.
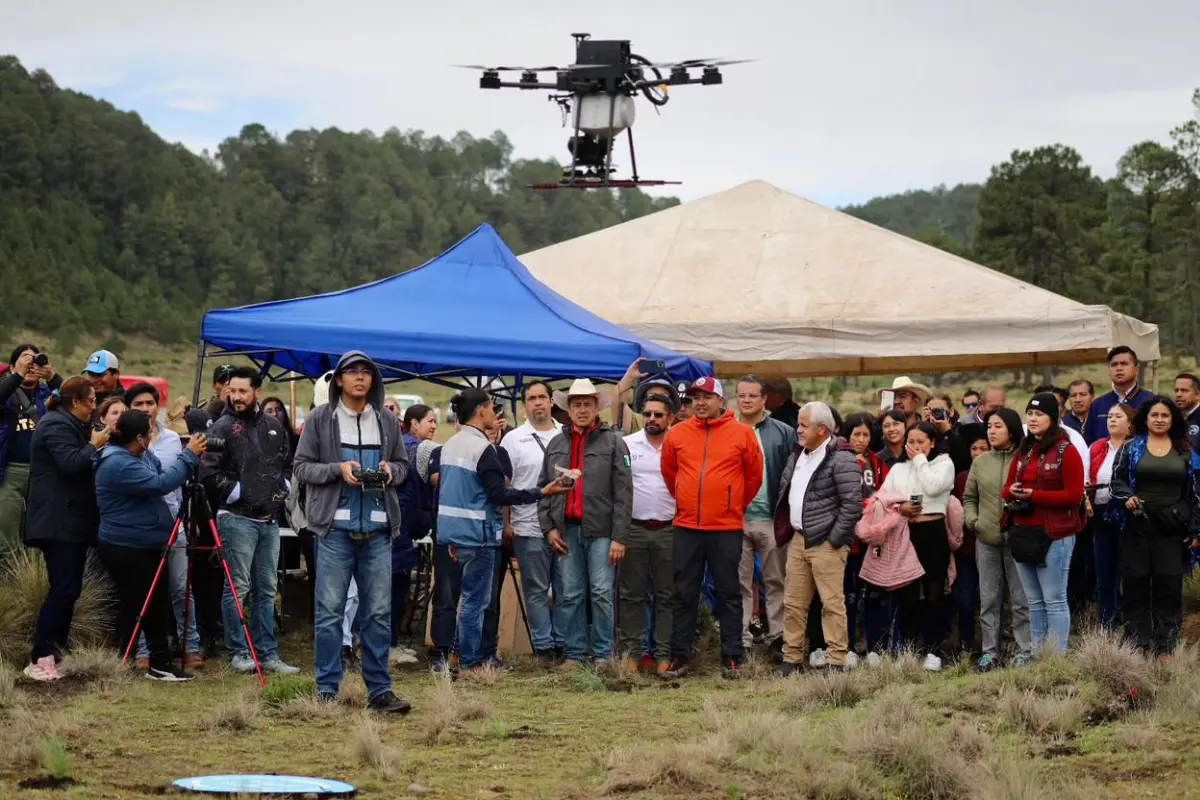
left=643, top=411, right=669, bottom=419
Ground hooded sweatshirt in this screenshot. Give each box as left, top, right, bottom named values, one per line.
left=95, top=446, right=198, bottom=548
left=292, top=351, right=409, bottom=539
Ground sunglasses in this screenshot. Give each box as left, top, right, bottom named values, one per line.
left=963, top=402, right=979, bottom=410
left=643, top=411, right=669, bottom=419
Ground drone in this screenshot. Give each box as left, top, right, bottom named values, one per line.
left=456, top=33, right=749, bottom=189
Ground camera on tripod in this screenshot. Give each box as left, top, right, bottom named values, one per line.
left=353, top=468, right=389, bottom=489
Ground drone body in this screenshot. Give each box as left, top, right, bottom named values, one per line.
left=457, top=34, right=747, bottom=190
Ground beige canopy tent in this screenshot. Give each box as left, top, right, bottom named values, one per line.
left=520, top=180, right=1159, bottom=378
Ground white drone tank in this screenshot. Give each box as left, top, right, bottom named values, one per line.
left=573, top=94, right=637, bottom=135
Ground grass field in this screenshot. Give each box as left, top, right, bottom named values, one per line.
left=5, top=605, right=1200, bottom=800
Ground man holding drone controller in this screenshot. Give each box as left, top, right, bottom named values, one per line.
left=293, top=350, right=412, bottom=714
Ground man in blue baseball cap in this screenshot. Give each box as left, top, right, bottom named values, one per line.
left=83, top=349, right=123, bottom=404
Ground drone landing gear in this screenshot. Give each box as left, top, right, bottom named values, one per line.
left=531, top=112, right=680, bottom=190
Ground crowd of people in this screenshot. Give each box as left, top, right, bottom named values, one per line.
left=2, top=342, right=1198, bottom=718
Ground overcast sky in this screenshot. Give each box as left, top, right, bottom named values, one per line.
left=3, top=1, right=1197, bottom=206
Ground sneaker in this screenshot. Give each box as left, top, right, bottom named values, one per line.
left=865, top=652, right=883, bottom=668
left=660, top=659, right=690, bottom=680
left=1013, top=653, right=1033, bottom=668
left=230, top=655, right=257, bottom=673
left=977, top=653, right=998, bottom=672
left=262, top=657, right=300, bottom=675
left=366, top=689, right=412, bottom=715
left=721, top=659, right=741, bottom=680
left=146, top=665, right=194, bottom=682
left=844, top=652, right=860, bottom=669
left=389, top=648, right=418, bottom=665
left=36, top=655, right=62, bottom=681
left=776, top=661, right=802, bottom=677
left=922, top=653, right=943, bottom=672
left=22, top=661, right=55, bottom=682
left=808, top=649, right=828, bottom=669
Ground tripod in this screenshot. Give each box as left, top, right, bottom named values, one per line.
left=121, top=480, right=267, bottom=688
left=503, top=552, right=533, bottom=649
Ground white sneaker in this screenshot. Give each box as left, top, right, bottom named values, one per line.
left=390, top=648, right=418, bottom=665
left=262, top=657, right=300, bottom=674
left=398, top=646, right=417, bottom=657
left=865, top=652, right=883, bottom=668
left=808, top=649, right=828, bottom=668
left=35, top=655, right=62, bottom=681
left=22, top=660, right=54, bottom=682
left=844, top=652, right=859, bottom=669
left=922, top=653, right=943, bottom=672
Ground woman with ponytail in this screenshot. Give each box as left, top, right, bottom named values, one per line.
left=23, top=377, right=110, bottom=682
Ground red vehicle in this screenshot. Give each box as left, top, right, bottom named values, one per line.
left=119, top=376, right=169, bottom=409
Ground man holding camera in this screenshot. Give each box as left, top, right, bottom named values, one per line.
left=293, top=351, right=412, bottom=713
left=200, top=367, right=298, bottom=675
left=0, top=345, right=61, bottom=553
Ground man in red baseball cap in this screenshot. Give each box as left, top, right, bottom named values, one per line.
left=660, top=377, right=763, bottom=679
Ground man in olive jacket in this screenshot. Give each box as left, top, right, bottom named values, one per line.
left=538, top=379, right=633, bottom=668
left=962, top=406, right=1031, bottom=669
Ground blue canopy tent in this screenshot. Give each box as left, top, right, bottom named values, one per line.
left=194, top=223, right=711, bottom=402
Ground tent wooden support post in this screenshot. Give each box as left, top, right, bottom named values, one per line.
left=712, top=348, right=1112, bottom=379
left=191, top=340, right=207, bottom=406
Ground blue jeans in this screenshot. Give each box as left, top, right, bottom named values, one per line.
left=952, top=552, right=980, bottom=652
left=430, top=544, right=462, bottom=658
left=218, top=515, right=280, bottom=662
left=559, top=524, right=615, bottom=662
left=314, top=530, right=392, bottom=698
left=513, top=536, right=564, bottom=652
left=1092, top=515, right=1122, bottom=629
left=137, top=535, right=201, bottom=659
left=456, top=546, right=497, bottom=669
left=1015, top=535, right=1075, bottom=653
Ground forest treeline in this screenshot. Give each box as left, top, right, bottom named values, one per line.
left=2, top=54, right=1199, bottom=357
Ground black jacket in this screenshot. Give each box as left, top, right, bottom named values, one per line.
left=200, top=404, right=291, bottom=520
left=25, top=408, right=100, bottom=546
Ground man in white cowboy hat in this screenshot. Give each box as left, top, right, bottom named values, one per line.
left=878, top=377, right=931, bottom=427
left=538, top=378, right=633, bottom=671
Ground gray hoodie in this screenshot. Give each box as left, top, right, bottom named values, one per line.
left=292, top=351, right=409, bottom=539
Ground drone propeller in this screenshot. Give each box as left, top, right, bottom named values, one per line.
left=643, top=58, right=754, bottom=69
left=451, top=64, right=563, bottom=72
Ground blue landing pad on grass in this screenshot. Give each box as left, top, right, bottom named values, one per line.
left=173, top=774, right=356, bottom=796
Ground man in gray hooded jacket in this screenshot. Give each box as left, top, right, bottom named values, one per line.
left=293, top=350, right=411, bottom=714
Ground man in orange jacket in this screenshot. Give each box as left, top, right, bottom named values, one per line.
left=659, top=377, right=764, bottom=679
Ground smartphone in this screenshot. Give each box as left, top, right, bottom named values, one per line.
left=880, top=390, right=894, bottom=412
left=641, top=359, right=666, bottom=373
left=910, top=493, right=923, bottom=507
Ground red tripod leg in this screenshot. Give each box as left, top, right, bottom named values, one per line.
left=122, top=517, right=183, bottom=667
left=208, top=517, right=267, bottom=688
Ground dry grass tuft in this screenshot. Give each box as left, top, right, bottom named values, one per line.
left=1073, top=629, right=1156, bottom=702
left=999, top=688, right=1087, bottom=738
left=0, top=707, right=83, bottom=772
left=423, top=675, right=493, bottom=744
left=460, top=662, right=505, bottom=686
left=0, top=660, right=20, bottom=711
left=785, top=669, right=870, bottom=711
left=698, top=699, right=723, bottom=732
left=0, top=548, right=114, bottom=661
left=601, top=740, right=723, bottom=794
left=207, top=690, right=265, bottom=731
left=351, top=712, right=400, bottom=776
left=338, top=678, right=368, bottom=708
left=60, top=646, right=131, bottom=690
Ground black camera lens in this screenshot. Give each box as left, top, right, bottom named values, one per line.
left=206, top=437, right=226, bottom=453
left=33, top=353, right=49, bottom=367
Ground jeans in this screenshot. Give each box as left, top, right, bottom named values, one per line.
left=976, top=540, right=1031, bottom=658
left=218, top=515, right=280, bottom=662
left=314, top=530, right=393, bottom=698
left=99, top=543, right=176, bottom=669
left=862, top=583, right=901, bottom=655
left=559, top=524, right=615, bottom=662
left=30, top=542, right=90, bottom=663
left=618, top=523, right=674, bottom=661
left=1092, top=513, right=1122, bottom=629
left=456, top=546, right=497, bottom=668
left=1014, top=535, right=1074, bottom=653
left=513, top=536, right=564, bottom=652
left=137, top=536, right=201, bottom=659
left=482, top=545, right=509, bottom=662
left=671, top=528, right=744, bottom=662
left=952, top=553, right=980, bottom=652
left=430, top=544, right=462, bottom=658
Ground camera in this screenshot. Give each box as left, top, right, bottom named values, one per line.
left=1004, top=499, right=1034, bottom=516
left=352, top=468, right=389, bottom=489
left=930, top=407, right=947, bottom=421
left=181, top=435, right=223, bottom=453
left=33, top=353, right=49, bottom=367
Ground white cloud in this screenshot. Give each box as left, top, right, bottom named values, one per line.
left=3, top=0, right=1198, bottom=204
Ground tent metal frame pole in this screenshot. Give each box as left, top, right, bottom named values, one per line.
left=191, top=340, right=207, bottom=406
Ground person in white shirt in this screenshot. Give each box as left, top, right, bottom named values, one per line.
left=620, top=396, right=678, bottom=674
left=878, top=420, right=956, bottom=672
left=126, top=383, right=203, bottom=668
left=500, top=381, right=564, bottom=661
